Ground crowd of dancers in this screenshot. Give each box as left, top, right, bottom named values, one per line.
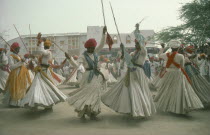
left=0, top=25, right=210, bottom=120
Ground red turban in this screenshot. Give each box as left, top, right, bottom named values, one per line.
left=84, top=39, right=97, bottom=48
left=185, top=45, right=194, bottom=54
left=149, top=57, right=154, bottom=61
left=116, top=58, right=120, bottom=62
left=24, top=53, right=30, bottom=58
left=135, top=39, right=139, bottom=44
left=10, top=42, right=20, bottom=52
left=73, top=55, right=78, bottom=60
left=104, top=58, right=109, bottom=62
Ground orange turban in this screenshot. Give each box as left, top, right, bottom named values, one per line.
left=44, top=40, right=52, bottom=47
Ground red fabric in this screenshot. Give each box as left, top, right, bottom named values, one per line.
left=28, top=60, right=34, bottom=70
left=24, top=53, right=30, bottom=58
left=50, top=68, right=62, bottom=83
left=186, top=46, right=194, bottom=54
left=84, top=39, right=97, bottom=48
left=159, top=67, right=166, bottom=78
left=65, top=68, right=77, bottom=82
left=104, top=58, right=109, bottom=62
left=49, top=59, right=67, bottom=69
left=73, top=55, right=78, bottom=60
left=149, top=56, right=154, bottom=60
left=10, top=42, right=20, bottom=52
left=135, top=39, right=138, bottom=44
left=0, top=48, right=5, bottom=51
left=106, top=32, right=113, bottom=51
left=165, top=52, right=191, bottom=84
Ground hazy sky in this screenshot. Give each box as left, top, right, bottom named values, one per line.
left=0, top=0, right=192, bottom=40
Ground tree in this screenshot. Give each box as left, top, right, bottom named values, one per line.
left=156, top=0, right=210, bottom=46
left=155, top=26, right=185, bottom=43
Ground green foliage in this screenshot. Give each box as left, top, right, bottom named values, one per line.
left=156, top=0, right=210, bottom=46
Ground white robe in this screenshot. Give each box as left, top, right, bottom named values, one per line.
left=107, top=63, right=117, bottom=84
left=3, top=53, right=31, bottom=106
left=66, top=61, right=84, bottom=86
left=68, top=34, right=107, bottom=117
left=0, top=52, right=9, bottom=93
left=20, top=42, right=67, bottom=108
left=102, top=45, right=156, bottom=117
left=154, top=52, right=203, bottom=114
left=198, top=59, right=208, bottom=76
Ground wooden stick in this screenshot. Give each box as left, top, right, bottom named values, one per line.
left=51, top=40, right=66, bottom=53
left=29, top=24, right=32, bottom=54
left=109, top=1, right=122, bottom=43
left=13, top=24, right=29, bottom=53
left=0, top=36, right=11, bottom=48
left=138, top=17, right=147, bottom=25
left=0, top=36, right=23, bottom=58
left=101, top=0, right=106, bottom=26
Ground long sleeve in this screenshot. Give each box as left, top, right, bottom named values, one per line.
left=0, top=53, right=8, bottom=66
left=95, top=34, right=106, bottom=53
left=8, top=56, right=23, bottom=70
left=37, top=42, right=50, bottom=56
left=67, top=56, right=80, bottom=68
left=184, top=57, right=191, bottom=63
left=158, top=48, right=167, bottom=60
left=140, top=44, right=147, bottom=57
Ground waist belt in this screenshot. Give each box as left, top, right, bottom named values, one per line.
left=185, top=62, right=192, bottom=66
left=41, top=64, right=50, bottom=68
left=85, top=68, right=93, bottom=71
left=85, top=68, right=105, bottom=82
left=133, top=63, right=143, bottom=68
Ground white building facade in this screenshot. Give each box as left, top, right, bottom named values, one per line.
left=5, top=26, right=155, bottom=63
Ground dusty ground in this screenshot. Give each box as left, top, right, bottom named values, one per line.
left=0, top=85, right=210, bottom=135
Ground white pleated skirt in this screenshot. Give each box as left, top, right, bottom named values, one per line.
left=68, top=71, right=107, bottom=116
left=20, top=68, right=67, bottom=108
left=154, top=69, right=204, bottom=114
left=102, top=67, right=156, bottom=117
left=0, top=69, right=9, bottom=92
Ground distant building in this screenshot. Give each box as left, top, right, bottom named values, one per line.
left=99, top=30, right=155, bottom=57
left=6, top=27, right=155, bottom=63
left=7, top=33, right=87, bottom=63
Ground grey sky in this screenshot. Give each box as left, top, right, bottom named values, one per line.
left=0, top=0, right=192, bottom=40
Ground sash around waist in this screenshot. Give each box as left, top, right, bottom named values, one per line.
left=41, top=64, right=50, bottom=68
left=185, top=62, right=192, bottom=66
left=86, top=68, right=94, bottom=71
left=133, top=63, right=143, bottom=68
